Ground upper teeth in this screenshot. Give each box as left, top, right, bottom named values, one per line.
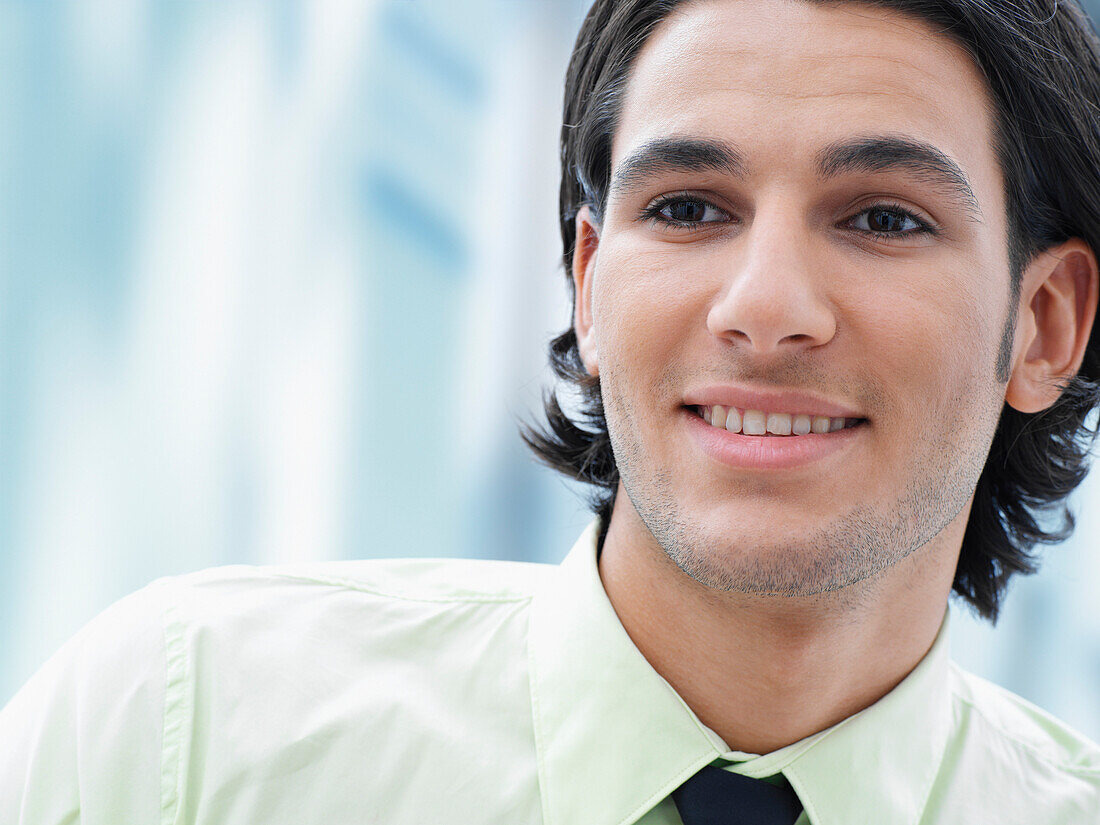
left=701, top=405, right=852, bottom=435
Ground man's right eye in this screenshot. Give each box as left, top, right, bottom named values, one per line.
left=644, top=195, right=730, bottom=228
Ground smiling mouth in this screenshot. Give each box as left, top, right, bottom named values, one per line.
left=692, top=405, right=866, bottom=436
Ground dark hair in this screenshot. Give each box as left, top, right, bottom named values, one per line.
left=523, top=0, right=1100, bottom=621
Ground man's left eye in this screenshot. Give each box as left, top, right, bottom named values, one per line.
left=850, top=206, right=925, bottom=234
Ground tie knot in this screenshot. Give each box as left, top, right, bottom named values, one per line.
left=672, top=765, right=803, bottom=825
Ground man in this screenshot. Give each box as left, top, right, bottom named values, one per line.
left=3, top=0, right=1100, bottom=823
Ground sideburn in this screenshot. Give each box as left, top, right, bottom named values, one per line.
left=995, top=268, right=1022, bottom=383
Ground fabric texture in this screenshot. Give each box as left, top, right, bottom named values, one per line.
left=672, top=765, right=803, bottom=825
left=1, top=520, right=1098, bottom=824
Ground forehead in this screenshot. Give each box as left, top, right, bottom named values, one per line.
left=613, top=0, right=1000, bottom=192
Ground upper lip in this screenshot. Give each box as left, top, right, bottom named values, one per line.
left=682, top=385, right=866, bottom=419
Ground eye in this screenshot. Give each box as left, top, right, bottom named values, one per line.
left=848, top=204, right=933, bottom=238
left=644, top=195, right=730, bottom=228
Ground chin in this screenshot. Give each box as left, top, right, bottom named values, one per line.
left=663, top=537, right=875, bottom=597
left=643, top=498, right=907, bottom=597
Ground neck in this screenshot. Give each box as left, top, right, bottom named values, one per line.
left=597, top=498, right=959, bottom=755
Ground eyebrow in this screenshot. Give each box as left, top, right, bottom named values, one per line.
left=816, top=135, right=982, bottom=222
left=608, top=134, right=983, bottom=222
left=609, top=137, right=746, bottom=198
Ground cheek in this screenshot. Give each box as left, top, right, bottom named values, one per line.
left=592, top=245, right=709, bottom=368
left=847, top=264, right=1004, bottom=424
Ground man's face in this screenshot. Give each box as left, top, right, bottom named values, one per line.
left=579, top=0, right=1017, bottom=594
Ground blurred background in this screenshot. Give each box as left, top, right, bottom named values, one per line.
left=1, top=0, right=1098, bottom=741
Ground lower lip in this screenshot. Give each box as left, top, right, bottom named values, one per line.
left=683, top=408, right=864, bottom=470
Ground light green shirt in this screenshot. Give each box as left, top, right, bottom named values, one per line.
left=2, top=521, right=1098, bottom=824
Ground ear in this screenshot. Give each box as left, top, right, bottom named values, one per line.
left=572, top=205, right=601, bottom=377
left=1005, top=238, right=1099, bottom=413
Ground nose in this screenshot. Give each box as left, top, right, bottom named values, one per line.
left=706, top=212, right=837, bottom=355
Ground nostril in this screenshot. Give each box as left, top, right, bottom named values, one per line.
left=780, top=332, right=818, bottom=346
left=724, top=328, right=753, bottom=344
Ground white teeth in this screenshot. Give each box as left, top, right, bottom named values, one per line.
left=766, top=412, right=792, bottom=435
left=701, top=406, right=857, bottom=436
left=742, top=409, right=767, bottom=436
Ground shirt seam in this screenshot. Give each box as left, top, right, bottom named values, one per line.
left=527, top=606, right=553, bottom=825
left=159, top=579, right=193, bottom=825
left=951, top=690, right=1100, bottom=777
left=262, top=570, right=536, bottom=606
left=911, top=710, right=952, bottom=825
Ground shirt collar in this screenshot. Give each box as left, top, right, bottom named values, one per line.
left=527, top=520, right=953, bottom=825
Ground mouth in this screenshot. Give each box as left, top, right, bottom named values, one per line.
left=690, top=405, right=867, bottom=436
left=681, top=402, right=868, bottom=470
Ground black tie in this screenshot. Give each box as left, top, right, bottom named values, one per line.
left=672, top=765, right=803, bottom=825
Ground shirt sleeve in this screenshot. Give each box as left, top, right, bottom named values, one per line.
left=0, top=579, right=172, bottom=825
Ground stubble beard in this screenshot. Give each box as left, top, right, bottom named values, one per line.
left=601, top=366, right=1001, bottom=599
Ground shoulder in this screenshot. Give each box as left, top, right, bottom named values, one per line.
left=154, top=554, right=554, bottom=689
left=154, top=557, right=550, bottom=815
left=0, top=579, right=173, bottom=822
left=948, top=663, right=1100, bottom=773
left=941, top=662, right=1100, bottom=820
left=151, top=555, right=552, bottom=687
left=0, top=556, right=553, bottom=823
left=165, top=554, right=550, bottom=606
left=0, top=577, right=174, bottom=724
left=152, top=556, right=550, bottom=648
